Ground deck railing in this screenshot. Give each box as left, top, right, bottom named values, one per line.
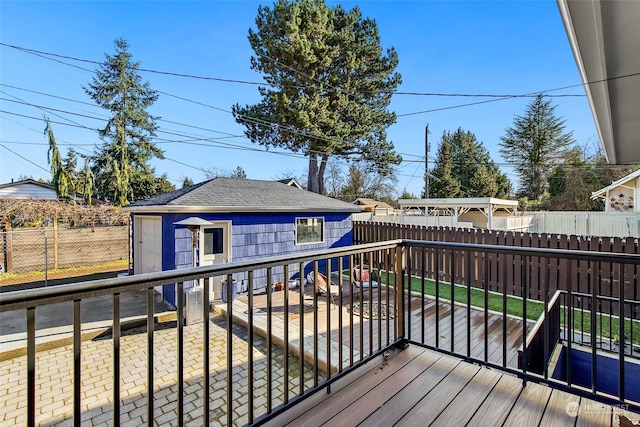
left=1, top=239, right=639, bottom=426
left=399, top=239, right=640, bottom=413
left=0, top=241, right=404, bottom=426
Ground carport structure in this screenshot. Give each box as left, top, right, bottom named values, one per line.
left=398, top=197, right=518, bottom=230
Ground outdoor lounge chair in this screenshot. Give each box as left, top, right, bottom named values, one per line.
left=352, top=266, right=378, bottom=293
left=306, top=271, right=339, bottom=306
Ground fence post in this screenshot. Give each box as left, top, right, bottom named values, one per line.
left=4, top=221, right=13, bottom=273
left=44, top=228, right=49, bottom=286
left=53, top=216, right=59, bottom=270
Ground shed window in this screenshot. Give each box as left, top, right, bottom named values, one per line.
left=296, top=217, right=324, bottom=245
left=203, top=227, right=224, bottom=255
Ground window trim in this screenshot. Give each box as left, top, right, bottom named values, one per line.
left=295, top=217, right=325, bottom=245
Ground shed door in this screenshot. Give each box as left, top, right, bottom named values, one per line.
left=134, top=216, right=163, bottom=293
left=199, top=222, right=231, bottom=301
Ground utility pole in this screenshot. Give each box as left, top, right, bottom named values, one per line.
left=425, top=124, right=429, bottom=198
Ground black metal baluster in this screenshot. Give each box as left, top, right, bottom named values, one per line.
left=176, top=284, right=183, bottom=426
left=227, top=273, right=235, bottom=425
left=283, top=264, right=290, bottom=403
left=266, top=268, right=273, bottom=413
left=74, top=300, right=81, bottom=427
left=113, top=293, right=121, bottom=426
left=248, top=271, right=255, bottom=422
left=27, top=307, right=35, bottom=427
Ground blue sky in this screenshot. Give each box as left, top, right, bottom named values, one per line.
left=0, top=0, right=598, bottom=198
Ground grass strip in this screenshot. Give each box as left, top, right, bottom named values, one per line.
left=372, top=271, right=543, bottom=322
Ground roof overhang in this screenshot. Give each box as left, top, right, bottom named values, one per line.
left=557, top=0, right=640, bottom=164
left=591, top=168, right=640, bottom=200
left=124, top=205, right=362, bottom=214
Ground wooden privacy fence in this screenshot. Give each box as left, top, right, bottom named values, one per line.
left=354, top=221, right=640, bottom=306
left=1, top=225, right=130, bottom=276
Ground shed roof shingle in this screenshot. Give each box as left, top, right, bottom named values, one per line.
left=125, top=178, right=361, bottom=213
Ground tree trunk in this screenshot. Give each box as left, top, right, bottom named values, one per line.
left=307, top=153, right=329, bottom=194
left=308, top=154, right=320, bottom=193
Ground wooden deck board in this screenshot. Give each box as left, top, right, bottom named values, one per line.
left=540, top=388, right=581, bottom=427
left=430, top=366, right=502, bottom=426
left=261, top=345, right=425, bottom=427
left=466, top=373, right=524, bottom=426
left=502, top=376, right=553, bottom=426
left=325, top=348, right=446, bottom=427
left=575, top=397, right=612, bottom=427
left=396, top=360, right=480, bottom=426
left=357, top=353, right=459, bottom=427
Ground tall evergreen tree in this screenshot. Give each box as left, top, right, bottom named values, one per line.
left=499, top=94, right=574, bottom=200
left=232, top=0, right=402, bottom=194
left=429, top=128, right=509, bottom=198
left=430, top=137, right=460, bottom=198
left=449, top=128, right=510, bottom=197
left=62, top=148, right=79, bottom=203
left=182, top=177, right=195, bottom=188
left=45, top=119, right=70, bottom=200
left=78, top=161, right=95, bottom=205
left=84, top=38, right=163, bottom=206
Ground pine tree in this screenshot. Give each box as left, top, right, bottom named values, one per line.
left=62, top=148, right=79, bottom=203
left=78, top=161, right=95, bottom=205
left=500, top=94, right=574, bottom=200
left=232, top=0, right=402, bottom=194
left=430, top=137, right=460, bottom=198
left=182, top=177, right=195, bottom=188
left=84, top=38, right=163, bottom=206
left=429, top=128, right=509, bottom=198
left=448, top=128, right=511, bottom=198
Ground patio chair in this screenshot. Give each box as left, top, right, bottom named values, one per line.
left=306, top=271, right=339, bottom=307
left=352, top=266, right=378, bottom=294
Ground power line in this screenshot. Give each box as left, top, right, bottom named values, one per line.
left=0, top=143, right=49, bottom=173
left=6, top=42, right=636, bottom=184
left=1, top=43, right=267, bottom=86
left=397, top=72, right=640, bottom=117
left=0, top=87, right=359, bottom=160
left=1, top=42, right=594, bottom=100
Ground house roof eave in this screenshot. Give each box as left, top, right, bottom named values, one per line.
left=591, top=168, right=640, bottom=200
left=123, top=205, right=361, bottom=214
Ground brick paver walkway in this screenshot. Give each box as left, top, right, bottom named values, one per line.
left=0, top=312, right=320, bottom=426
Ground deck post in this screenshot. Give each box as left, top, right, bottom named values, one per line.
left=395, top=244, right=405, bottom=341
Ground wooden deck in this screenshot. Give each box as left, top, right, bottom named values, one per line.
left=236, top=281, right=531, bottom=368
left=262, top=344, right=640, bottom=427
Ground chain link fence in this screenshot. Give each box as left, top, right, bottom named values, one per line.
left=0, top=199, right=132, bottom=287
left=1, top=224, right=131, bottom=287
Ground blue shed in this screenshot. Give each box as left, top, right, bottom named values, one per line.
left=124, top=177, right=362, bottom=306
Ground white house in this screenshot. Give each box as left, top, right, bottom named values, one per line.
left=0, top=179, right=58, bottom=200
left=591, top=169, right=640, bottom=213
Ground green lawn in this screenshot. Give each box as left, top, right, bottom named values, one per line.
left=371, top=271, right=640, bottom=344
left=562, top=308, right=640, bottom=345
left=375, top=271, right=543, bottom=322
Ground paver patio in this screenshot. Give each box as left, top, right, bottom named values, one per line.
left=0, top=311, right=320, bottom=427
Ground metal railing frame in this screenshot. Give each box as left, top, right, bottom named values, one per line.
left=400, top=239, right=640, bottom=414
left=1, top=241, right=401, bottom=426
left=2, top=239, right=639, bottom=425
